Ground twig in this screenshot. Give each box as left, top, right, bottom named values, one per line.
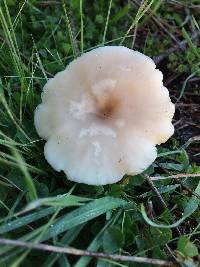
left=189, top=77, right=200, bottom=82
left=181, top=184, right=200, bottom=200
left=144, top=174, right=168, bottom=208
left=164, top=73, right=181, bottom=86
left=153, top=32, right=198, bottom=64
left=153, top=17, right=182, bottom=48
left=175, top=103, right=199, bottom=107
left=182, top=135, right=200, bottom=149
left=150, top=173, right=200, bottom=181
left=67, top=6, right=80, bottom=55
left=0, top=238, right=175, bottom=266
left=38, top=1, right=60, bottom=6
left=132, top=0, right=199, bottom=64
left=0, top=174, right=22, bottom=191
left=144, top=174, right=182, bottom=236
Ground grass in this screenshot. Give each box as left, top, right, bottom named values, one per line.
left=0, top=0, right=200, bottom=266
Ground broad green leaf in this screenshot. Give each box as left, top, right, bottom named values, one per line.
left=150, top=227, right=172, bottom=245
left=103, top=226, right=124, bottom=253
left=129, top=175, right=144, bottom=186
left=11, top=147, right=37, bottom=201
left=159, top=163, right=184, bottom=171
left=178, top=236, right=198, bottom=257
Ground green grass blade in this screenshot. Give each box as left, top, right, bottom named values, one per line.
left=9, top=208, right=61, bottom=267
left=11, top=147, right=37, bottom=201
left=62, top=0, right=78, bottom=58
left=0, top=207, right=56, bottom=234
left=177, top=69, right=199, bottom=101
left=0, top=197, right=126, bottom=259
left=102, top=0, right=112, bottom=45
left=40, top=196, right=126, bottom=241
left=24, top=194, right=90, bottom=211
left=120, top=0, right=154, bottom=45
left=0, top=1, right=28, bottom=122
left=80, top=0, right=84, bottom=53
left=182, top=27, right=200, bottom=59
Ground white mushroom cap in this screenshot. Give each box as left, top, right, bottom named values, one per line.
left=34, top=46, right=175, bottom=185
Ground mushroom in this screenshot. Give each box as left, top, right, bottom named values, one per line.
left=34, top=46, right=175, bottom=185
